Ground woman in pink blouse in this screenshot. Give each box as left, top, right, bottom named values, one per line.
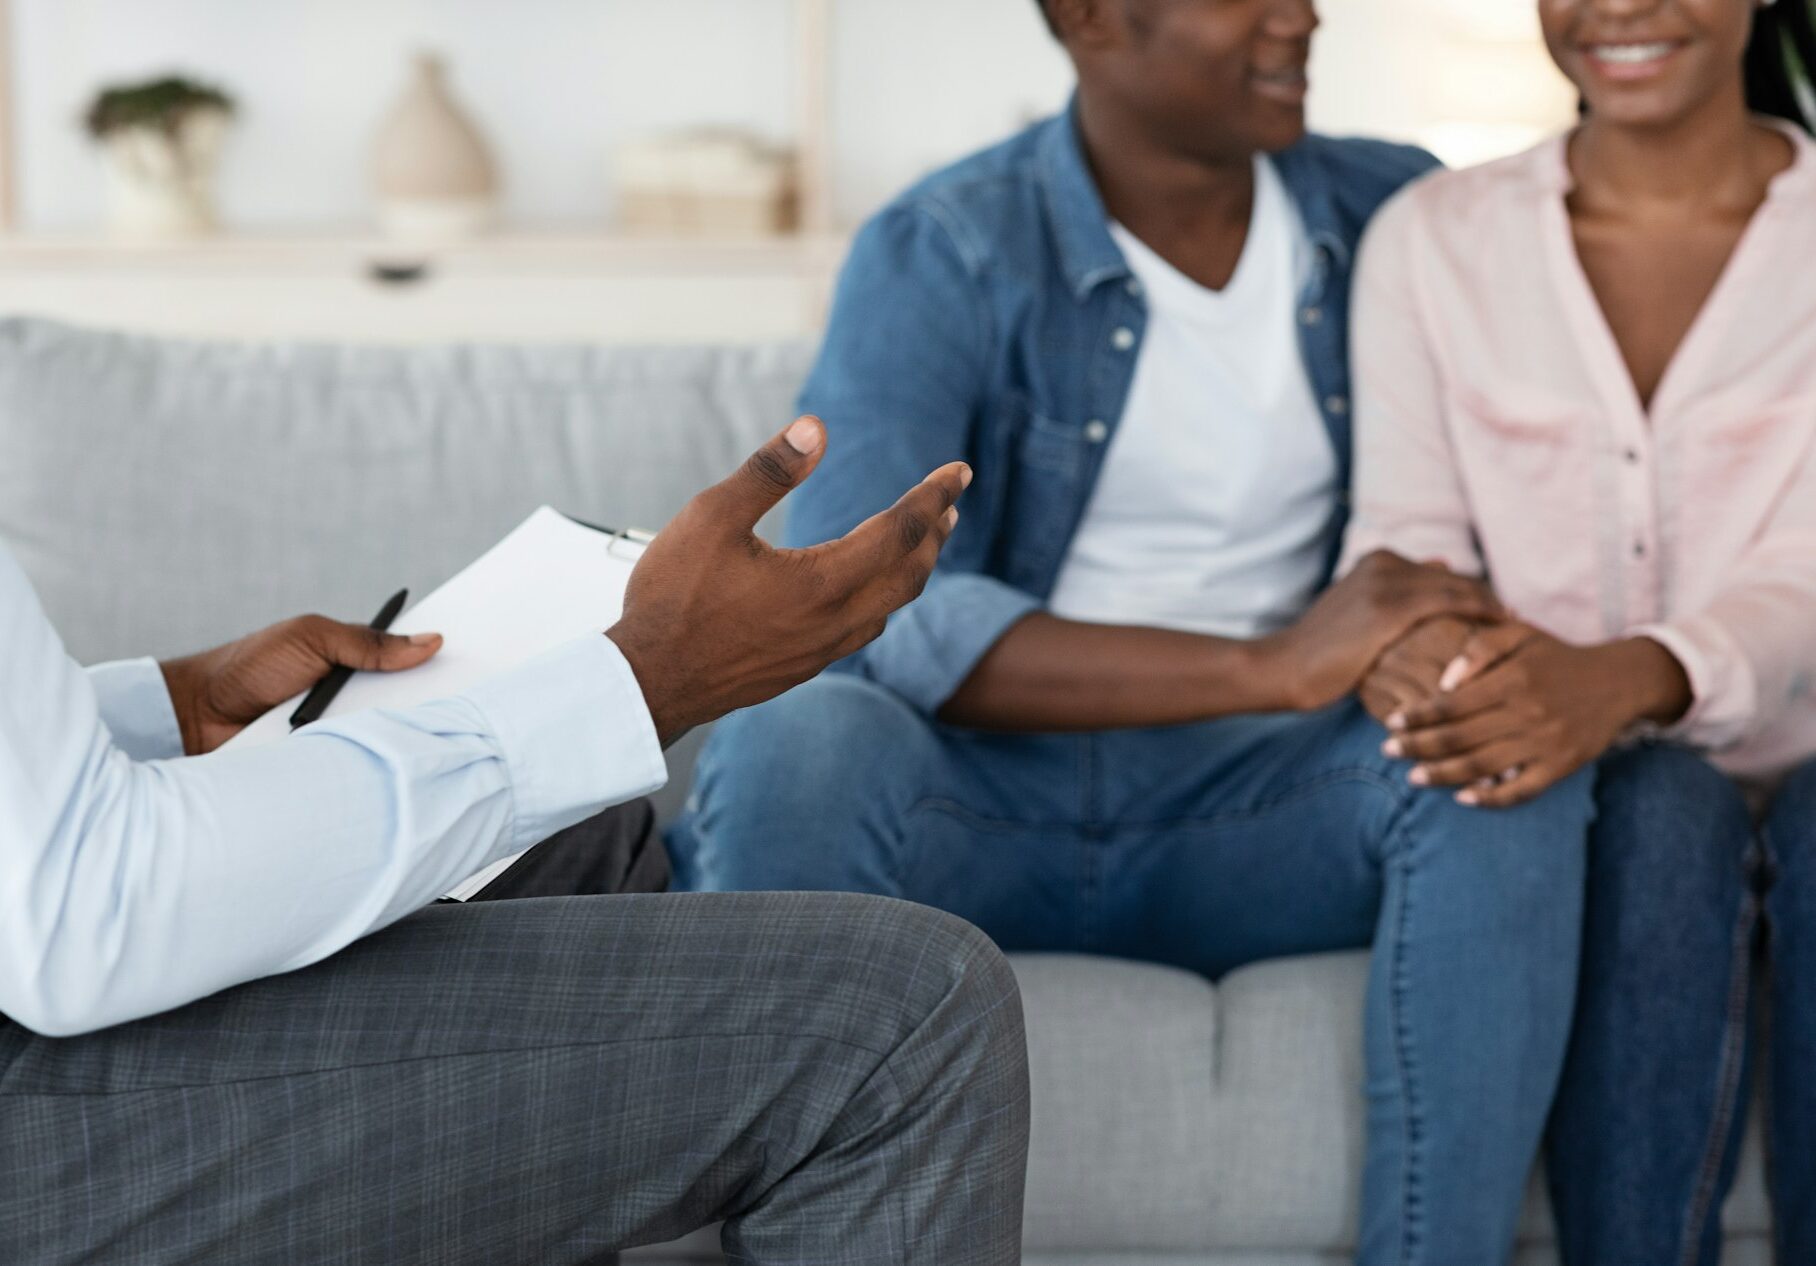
left=1342, top=0, right=1816, bottom=1258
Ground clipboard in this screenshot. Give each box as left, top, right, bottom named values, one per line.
left=221, top=506, right=656, bottom=898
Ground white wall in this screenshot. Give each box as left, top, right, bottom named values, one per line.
left=11, top=0, right=1572, bottom=235
left=16, top=0, right=799, bottom=231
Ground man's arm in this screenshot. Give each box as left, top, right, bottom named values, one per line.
left=0, top=556, right=666, bottom=1038
left=0, top=419, right=966, bottom=1037
left=939, top=553, right=1503, bottom=730
left=788, top=205, right=1043, bottom=714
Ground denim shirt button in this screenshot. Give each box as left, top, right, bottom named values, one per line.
left=1126, top=279, right=1142, bottom=297
left=1083, top=419, right=1110, bottom=444
left=1325, top=395, right=1349, bottom=416
left=1300, top=306, right=1324, bottom=327
left=1111, top=327, right=1136, bottom=352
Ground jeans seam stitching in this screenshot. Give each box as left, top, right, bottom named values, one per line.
left=1677, top=880, right=1760, bottom=1266
left=1387, top=828, right=1425, bottom=1265
left=907, top=768, right=1405, bottom=835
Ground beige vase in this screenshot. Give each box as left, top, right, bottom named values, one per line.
left=371, top=53, right=498, bottom=244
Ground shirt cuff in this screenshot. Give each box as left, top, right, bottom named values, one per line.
left=460, top=634, right=668, bottom=852
left=1630, top=619, right=1757, bottom=752
left=85, top=657, right=186, bottom=761
left=855, top=572, right=1043, bottom=714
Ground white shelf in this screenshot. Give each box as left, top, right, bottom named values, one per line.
left=0, top=230, right=851, bottom=277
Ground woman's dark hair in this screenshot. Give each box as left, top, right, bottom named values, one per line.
left=1747, top=0, right=1816, bottom=133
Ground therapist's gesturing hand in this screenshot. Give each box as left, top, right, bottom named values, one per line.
left=608, top=415, right=969, bottom=747
left=161, top=618, right=445, bottom=756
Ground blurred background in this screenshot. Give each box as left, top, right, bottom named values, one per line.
left=0, top=0, right=1579, bottom=344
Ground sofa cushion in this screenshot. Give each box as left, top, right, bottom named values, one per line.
left=633, top=953, right=1774, bottom=1262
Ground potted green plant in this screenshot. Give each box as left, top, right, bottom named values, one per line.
left=84, top=75, right=235, bottom=239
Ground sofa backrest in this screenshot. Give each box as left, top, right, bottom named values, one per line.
left=0, top=318, right=814, bottom=660
left=0, top=317, right=814, bottom=815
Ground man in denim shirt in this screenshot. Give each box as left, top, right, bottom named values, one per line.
left=673, top=1, right=1596, bottom=1258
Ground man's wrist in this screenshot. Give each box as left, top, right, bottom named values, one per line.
left=1225, top=633, right=1308, bottom=714
left=157, top=656, right=206, bottom=757
left=603, top=626, right=688, bottom=749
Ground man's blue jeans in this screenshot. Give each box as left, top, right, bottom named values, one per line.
left=1546, top=745, right=1816, bottom=1265
left=671, top=674, right=1597, bottom=1265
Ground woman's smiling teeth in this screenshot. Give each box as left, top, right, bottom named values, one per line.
left=1588, top=41, right=1680, bottom=65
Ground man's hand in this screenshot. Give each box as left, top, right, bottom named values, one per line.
left=1358, top=615, right=1485, bottom=726
left=1382, top=623, right=1692, bottom=807
left=607, top=415, right=969, bottom=746
left=1256, top=551, right=1503, bottom=712
left=161, top=619, right=444, bottom=756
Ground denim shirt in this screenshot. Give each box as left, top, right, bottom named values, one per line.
left=792, top=105, right=1438, bottom=715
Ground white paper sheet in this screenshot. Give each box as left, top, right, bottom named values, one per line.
left=224, top=506, right=648, bottom=898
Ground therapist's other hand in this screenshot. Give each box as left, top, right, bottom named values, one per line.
left=161, top=618, right=444, bottom=756
left=1381, top=623, right=1691, bottom=808
left=1260, top=551, right=1503, bottom=712
left=607, top=415, right=969, bottom=747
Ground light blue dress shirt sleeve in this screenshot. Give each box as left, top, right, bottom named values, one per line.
left=0, top=546, right=667, bottom=1038
left=86, top=658, right=186, bottom=760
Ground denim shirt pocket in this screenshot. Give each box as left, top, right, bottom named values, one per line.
left=1000, top=391, right=1095, bottom=586
left=1014, top=398, right=1091, bottom=479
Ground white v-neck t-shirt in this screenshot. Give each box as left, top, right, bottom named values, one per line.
left=1047, top=156, right=1338, bottom=640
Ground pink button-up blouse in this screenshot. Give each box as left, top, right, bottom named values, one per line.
left=1341, top=122, right=1816, bottom=782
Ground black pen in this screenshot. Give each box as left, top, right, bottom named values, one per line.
left=290, top=588, right=410, bottom=731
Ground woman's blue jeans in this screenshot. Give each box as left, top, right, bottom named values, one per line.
left=1546, top=745, right=1816, bottom=1265
left=670, top=674, right=1597, bottom=1265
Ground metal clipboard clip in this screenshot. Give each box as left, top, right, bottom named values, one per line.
left=560, top=511, right=656, bottom=560
left=604, top=526, right=655, bottom=560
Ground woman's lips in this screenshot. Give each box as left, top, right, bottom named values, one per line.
left=1581, top=39, right=1689, bottom=82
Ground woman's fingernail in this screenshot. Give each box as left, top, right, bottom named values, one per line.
left=784, top=417, right=822, bottom=454
left=1439, top=657, right=1468, bottom=692
left=1409, top=767, right=1431, bottom=787
left=945, top=507, right=959, bottom=530
left=1386, top=712, right=1407, bottom=732
left=959, top=464, right=974, bottom=489
left=1457, top=789, right=1480, bottom=807
left=1382, top=739, right=1403, bottom=758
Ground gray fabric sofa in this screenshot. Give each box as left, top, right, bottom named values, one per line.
left=0, top=317, right=1773, bottom=1264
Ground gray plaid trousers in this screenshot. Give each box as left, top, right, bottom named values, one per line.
left=0, top=892, right=1029, bottom=1265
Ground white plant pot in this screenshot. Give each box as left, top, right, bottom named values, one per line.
left=100, top=110, right=230, bottom=240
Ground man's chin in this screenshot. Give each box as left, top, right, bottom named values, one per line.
left=1252, top=114, right=1310, bottom=155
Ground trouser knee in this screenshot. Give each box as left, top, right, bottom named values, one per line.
left=829, top=894, right=1027, bottom=1079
